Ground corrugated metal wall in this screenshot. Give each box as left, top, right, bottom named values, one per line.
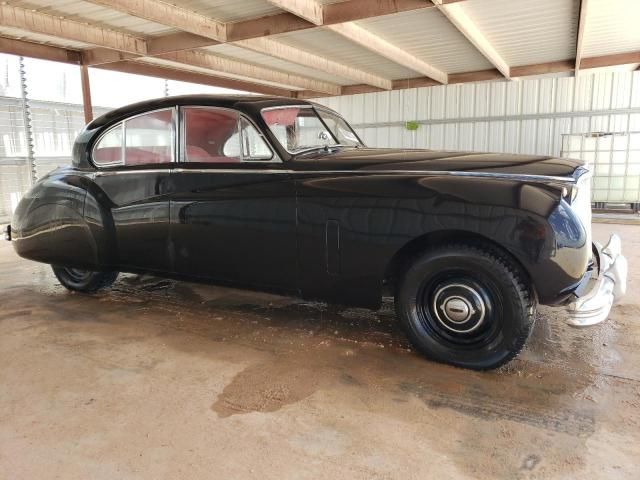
left=314, top=71, right=640, bottom=157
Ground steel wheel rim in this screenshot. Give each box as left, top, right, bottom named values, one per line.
left=417, top=271, right=501, bottom=346
left=63, top=267, right=92, bottom=282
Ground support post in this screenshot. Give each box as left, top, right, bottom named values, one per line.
left=80, top=63, right=93, bottom=124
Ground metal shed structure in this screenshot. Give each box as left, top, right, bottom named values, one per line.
left=0, top=0, right=638, bottom=114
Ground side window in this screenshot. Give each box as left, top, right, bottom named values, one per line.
left=92, top=108, right=174, bottom=167
left=94, top=124, right=123, bottom=166
left=183, top=107, right=240, bottom=163
left=124, top=109, right=173, bottom=165
left=222, top=118, right=274, bottom=161
left=240, top=118, right=273, bottom=161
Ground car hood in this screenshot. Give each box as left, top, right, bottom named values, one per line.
left=292, top=148, right=583, bottom=177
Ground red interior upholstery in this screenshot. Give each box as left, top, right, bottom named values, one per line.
left=94, top=146, right=171, bottom=165
left=125, top=146, right=171, bottom=165
left=184, top=108, right=240, bottom=163
left=262, top=108, right=300, bottom=127
left=94, top=146, right=122, bottom=164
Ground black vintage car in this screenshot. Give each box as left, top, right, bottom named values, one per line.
left=6, top=95, right=627, bottom=370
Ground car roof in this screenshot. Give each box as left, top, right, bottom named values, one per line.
left=87, top=94, right=316, bottom=131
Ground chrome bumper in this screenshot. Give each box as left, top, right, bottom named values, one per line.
left=565, top=234, right=627, bottom=326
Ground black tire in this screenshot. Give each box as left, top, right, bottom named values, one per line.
left=395, top=244, right=535, bottom=370
left=52, top=265, right=118, bottom=293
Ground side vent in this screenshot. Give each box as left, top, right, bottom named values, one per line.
left=326, top=220, right=340, bottom=275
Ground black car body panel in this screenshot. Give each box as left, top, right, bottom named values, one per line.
left=11, top=95, right=589, bottom=308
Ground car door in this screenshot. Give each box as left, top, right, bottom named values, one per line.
left=91, top=107, right=175, bottom=272
left=169, top=106, right=298, bottom=292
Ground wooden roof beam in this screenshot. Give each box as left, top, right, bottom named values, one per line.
left=96, top=60, right=296, bottom=97
left=265, top=0, right=323, bottom=26
left=432, top=0, right=510, bottom=79
left=575, top=0, right=589, bottom=76
left=86, top=0, right=226, bottom=42
left=155, top=49, right=342, bottom=94
left=0, top=4, right=147, bottom=55
left=0, top=36, right=81, bottom=64
left=236, top=37, right=392, bottom=90
left=226, top=0, right=443, bottom=41
left=327, top=23, right=448, bottom=84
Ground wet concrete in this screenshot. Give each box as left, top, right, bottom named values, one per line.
left=0, top=224, right=639, bottom=479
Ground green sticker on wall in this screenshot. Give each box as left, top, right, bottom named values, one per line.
left=405, top=121, right=419, bottom=131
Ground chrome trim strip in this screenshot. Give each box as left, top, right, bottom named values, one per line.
left=95, top=169, right=170, bottom=176
left=94, top=167, right=576, bottom=184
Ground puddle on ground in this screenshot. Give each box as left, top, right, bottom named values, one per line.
left=4, top=271, right=603, bottom=437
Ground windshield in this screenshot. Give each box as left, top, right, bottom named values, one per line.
left=261, top=106, right=363, bottom=153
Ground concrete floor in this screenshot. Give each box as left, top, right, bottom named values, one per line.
left=1, top=224, right=639, bottom=479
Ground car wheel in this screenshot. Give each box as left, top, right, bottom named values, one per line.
left=395, top=244, right=535, bottom=370
left=51, top=265, right=119, bottom=293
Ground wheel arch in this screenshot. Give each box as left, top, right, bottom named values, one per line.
left=383, top=229, right=534, bottom=297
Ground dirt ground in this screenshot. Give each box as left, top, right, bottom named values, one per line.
left=0, top=223, right=639, bottom=479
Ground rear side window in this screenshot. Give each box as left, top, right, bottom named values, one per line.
left=93, top=124, right=123, bottom=166
left=124, top=109, right=173, bottom=165
left=93, top=108, right=174, bottom=167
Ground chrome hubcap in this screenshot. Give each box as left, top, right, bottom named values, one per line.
left=442, top=297, right=473, bottom=323
left=432, top=283, right=487, bottom=334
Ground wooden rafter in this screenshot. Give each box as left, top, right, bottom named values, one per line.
left=97, top=60, right=296, bottom=97
left=264, top=0, right=323, bottom=26
left=0, top=4, right=147, bottom=55
left=575, top=0, right=589, bottom=75
left=327, top=23, right=448, bottom=84
left=86, top=0, right=226, bottom=42
left=432, top=0, right=510, bottom=78
left=226, top=0, right=442, bottom=41
left=0, top=36, right=80, bottom=64
left=236, top=37, right=392, bottom=90
left=155, top=49, right=341, bottom=95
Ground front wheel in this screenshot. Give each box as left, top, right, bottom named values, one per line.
left=52, top=265, right=118, bottom=293
left=395, top=244, right=535, bottom=370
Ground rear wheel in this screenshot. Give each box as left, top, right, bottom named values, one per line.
left=52, top=265, right=118, bottom=293
left=395, top=244, right=535, bottom=370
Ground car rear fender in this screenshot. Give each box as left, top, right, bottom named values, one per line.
left=10, top=171, right=101, bottom=268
